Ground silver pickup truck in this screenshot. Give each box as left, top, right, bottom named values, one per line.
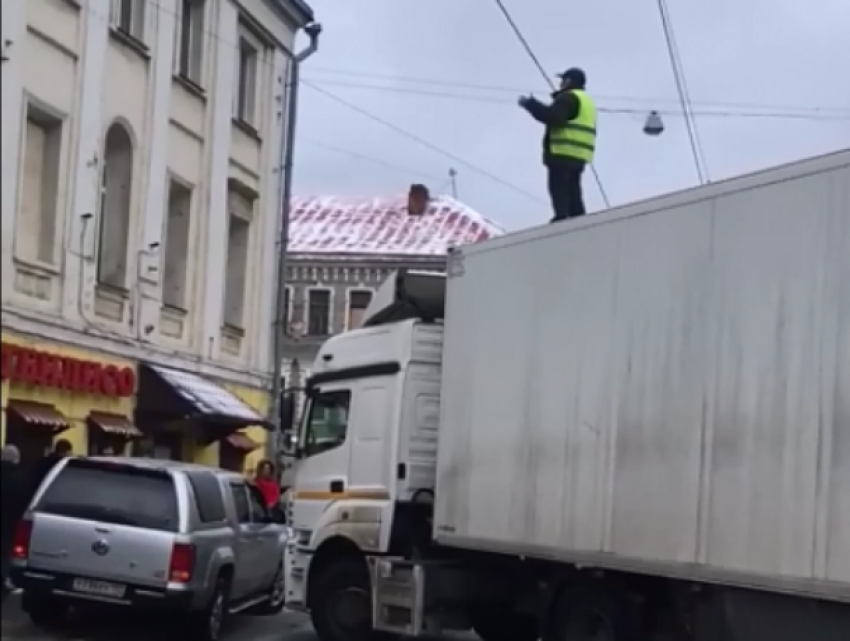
left=10, top=457, right=288, bottom=641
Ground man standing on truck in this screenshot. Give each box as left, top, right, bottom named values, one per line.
left=518, top=67, right=597, bottom=222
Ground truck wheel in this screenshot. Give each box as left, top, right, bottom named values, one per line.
left=545, top=585, right=644, bottom=641
left=187, top=576, right=230, bottom=641
left=310, top=558, right=377, bottom=641
left=471, top=609, right=539, bottom=641
left=254, top=562, right=287, bottom=615
left=23, top=592, right=69, bottom=629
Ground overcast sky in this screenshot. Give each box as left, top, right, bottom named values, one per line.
left=291, top=0, right=850, bottom=231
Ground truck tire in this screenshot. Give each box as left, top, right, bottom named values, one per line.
left=187, top=575, right=230, bottom=641
left=22, top=592, right=69, bottom=628
left=254, top=562, right=287, bottom=616
left=471, top=609, right=539, bottom=641
left=310, top=557, right=378, bottom=641
left=545, top=584, right=645, bottom=641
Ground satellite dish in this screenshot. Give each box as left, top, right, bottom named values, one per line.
left=643, top=110, right=665, bottom=136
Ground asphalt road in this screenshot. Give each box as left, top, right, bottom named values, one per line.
left=1, top=593, right=316, bottom=641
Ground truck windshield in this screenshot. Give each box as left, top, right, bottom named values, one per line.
left=303, top=390, right=351, bottom=457
left=36, top=460, right=179, bottom=531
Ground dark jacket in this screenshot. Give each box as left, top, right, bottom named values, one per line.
left=29, top=453, right=64, bottom=496
left=1, top=461, right=29, bottom=537
left=522, top=89, right=582, bottom=165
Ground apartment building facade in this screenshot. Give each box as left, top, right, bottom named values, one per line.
left=281, top=186, right=505, bottom=396
left=0, top=0, right=313, bottom=471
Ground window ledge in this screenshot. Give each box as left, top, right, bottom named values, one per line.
left=95, top=282, right=130, bottom=299
left=174, top=73, right=207, bottom=101
left=12, top=257, right=61, bottom=276
left=108, top=27, right=150, bottom=61
left=161, top=303, right=188, bottom=317
left=232, top=117, right=262, bottom=142
left=222, top=323, right=246, bottom=338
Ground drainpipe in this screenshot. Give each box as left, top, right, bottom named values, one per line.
left=268, top=22, right=322, bottom=460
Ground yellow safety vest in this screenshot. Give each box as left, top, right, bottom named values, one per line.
left=548, top=90, right=597, bottom=163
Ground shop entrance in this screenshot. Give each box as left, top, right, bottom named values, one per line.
left=86, top=411, right=143, bottom=456
left=3, top=400, right=70, bottom=469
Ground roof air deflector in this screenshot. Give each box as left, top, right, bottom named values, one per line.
left=361, top=269, right=446, bottom=327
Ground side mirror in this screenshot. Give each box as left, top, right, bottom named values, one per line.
left=279, top=392, right=295, bottom=434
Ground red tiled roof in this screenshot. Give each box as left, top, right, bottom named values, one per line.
left=288, top=194, right=504, bottom=258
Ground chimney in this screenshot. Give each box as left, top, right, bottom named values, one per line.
left=407, top=184, right=430, bottom=216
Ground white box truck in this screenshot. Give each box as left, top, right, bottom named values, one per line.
left=281, top=150, right=850, bottom=641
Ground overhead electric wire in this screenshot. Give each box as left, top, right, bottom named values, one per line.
left=300, top=137, right=445, bottom=182
left=307, top=67, right=850, bottom=117
left=301, top=79, right=850, bottom=122
left=656, top=0, right=709, bottom=184
left=492, top=0, right=611, bottom=209
left=304, top=81, right=546, bottom=204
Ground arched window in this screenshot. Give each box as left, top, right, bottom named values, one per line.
left=98, top=123, right=134, bottom=288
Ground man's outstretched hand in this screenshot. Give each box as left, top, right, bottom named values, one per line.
left=517, top=95, right=533, bottom=108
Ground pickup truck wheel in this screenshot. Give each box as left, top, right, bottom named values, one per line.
left=471, top=609, right=538, bottom=641
left=188, top=576, right=230, bottom=641
left=545, top=585, right=644, bottom=641
left=255, top=562, right=286, bottom=615
left=22, top=592, right=69, bottom=629
left=310, top=558, right=377, bottom=641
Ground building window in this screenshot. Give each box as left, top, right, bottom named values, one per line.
left=234, top=30, right=259, bottom=126
left=223, top=186, right=253, bottom=329
left=162, top=179, right=192, bottom=309
left=307, top=290, right=331, bottom=336
left=110, top=0, right=146, bottom=41
left=346, top=290, right=373, bottom=330
left=98, top=123, right=134, bottom=289
left=17, top=105, right=63, bottom=266
left=177, top=0, right=205, bottom=85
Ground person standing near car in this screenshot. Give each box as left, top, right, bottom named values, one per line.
left=253, top=459, right=281, bottom=509
left=29, top=438, right=73, bottom=495
left=1, top=445, right=27, bottom=600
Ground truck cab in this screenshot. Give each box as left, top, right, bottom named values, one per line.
left=282, top=270, right=448, bottom=635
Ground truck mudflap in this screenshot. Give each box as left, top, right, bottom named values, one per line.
left=370, top=557, right=469, bottom=637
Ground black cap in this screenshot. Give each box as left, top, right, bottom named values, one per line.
left=557, top=67, right=587, bottom=88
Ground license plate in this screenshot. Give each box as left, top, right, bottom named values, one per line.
left=72, top=578, right=126, bottom=598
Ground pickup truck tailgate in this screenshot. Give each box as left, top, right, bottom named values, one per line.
left=27, top=458, right=181, bottom=589
left=29, top=514, right=175, bottom=587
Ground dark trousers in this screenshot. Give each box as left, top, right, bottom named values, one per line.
left=547, top=158, right=586, bottom=221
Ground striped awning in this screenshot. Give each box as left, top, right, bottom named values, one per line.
left=87, top=412, right=143, bottom=438
left=5, top=400, right=69, bottom=432
left=225, top=431, right=261, bottom=452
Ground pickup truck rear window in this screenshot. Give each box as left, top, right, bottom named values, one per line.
left=36, top=460, right=179, bottom=532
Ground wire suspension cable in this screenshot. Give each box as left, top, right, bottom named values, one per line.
left=493, top=0, right=611, bottom=209
left=656, top=0, right=709, bottom=184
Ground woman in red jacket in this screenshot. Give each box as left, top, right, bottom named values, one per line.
left=253, top=459, right=281, bottom=509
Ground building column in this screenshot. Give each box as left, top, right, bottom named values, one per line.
left=253, top=50, right=291, bottom=375
left=135, top=2, right=178, bottom=337
left=199, top=0, right=239, bottom=360
left=1, top=0, right=26, bottom=299
left=62, top=4, right=110, bottom=321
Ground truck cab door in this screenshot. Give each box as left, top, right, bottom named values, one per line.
left=289, top=385, right=354, bottom=534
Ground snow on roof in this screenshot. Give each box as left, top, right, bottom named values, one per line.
left=288, top=194, right=505, bottom=258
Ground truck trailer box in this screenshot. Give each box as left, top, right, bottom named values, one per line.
left=433, top=150, right=850, bottom=602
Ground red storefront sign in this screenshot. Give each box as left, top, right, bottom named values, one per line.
left=1, top=342, right=136, bottom=398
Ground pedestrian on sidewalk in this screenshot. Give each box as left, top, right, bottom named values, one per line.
left=1, top=445, right=28, bottom=601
